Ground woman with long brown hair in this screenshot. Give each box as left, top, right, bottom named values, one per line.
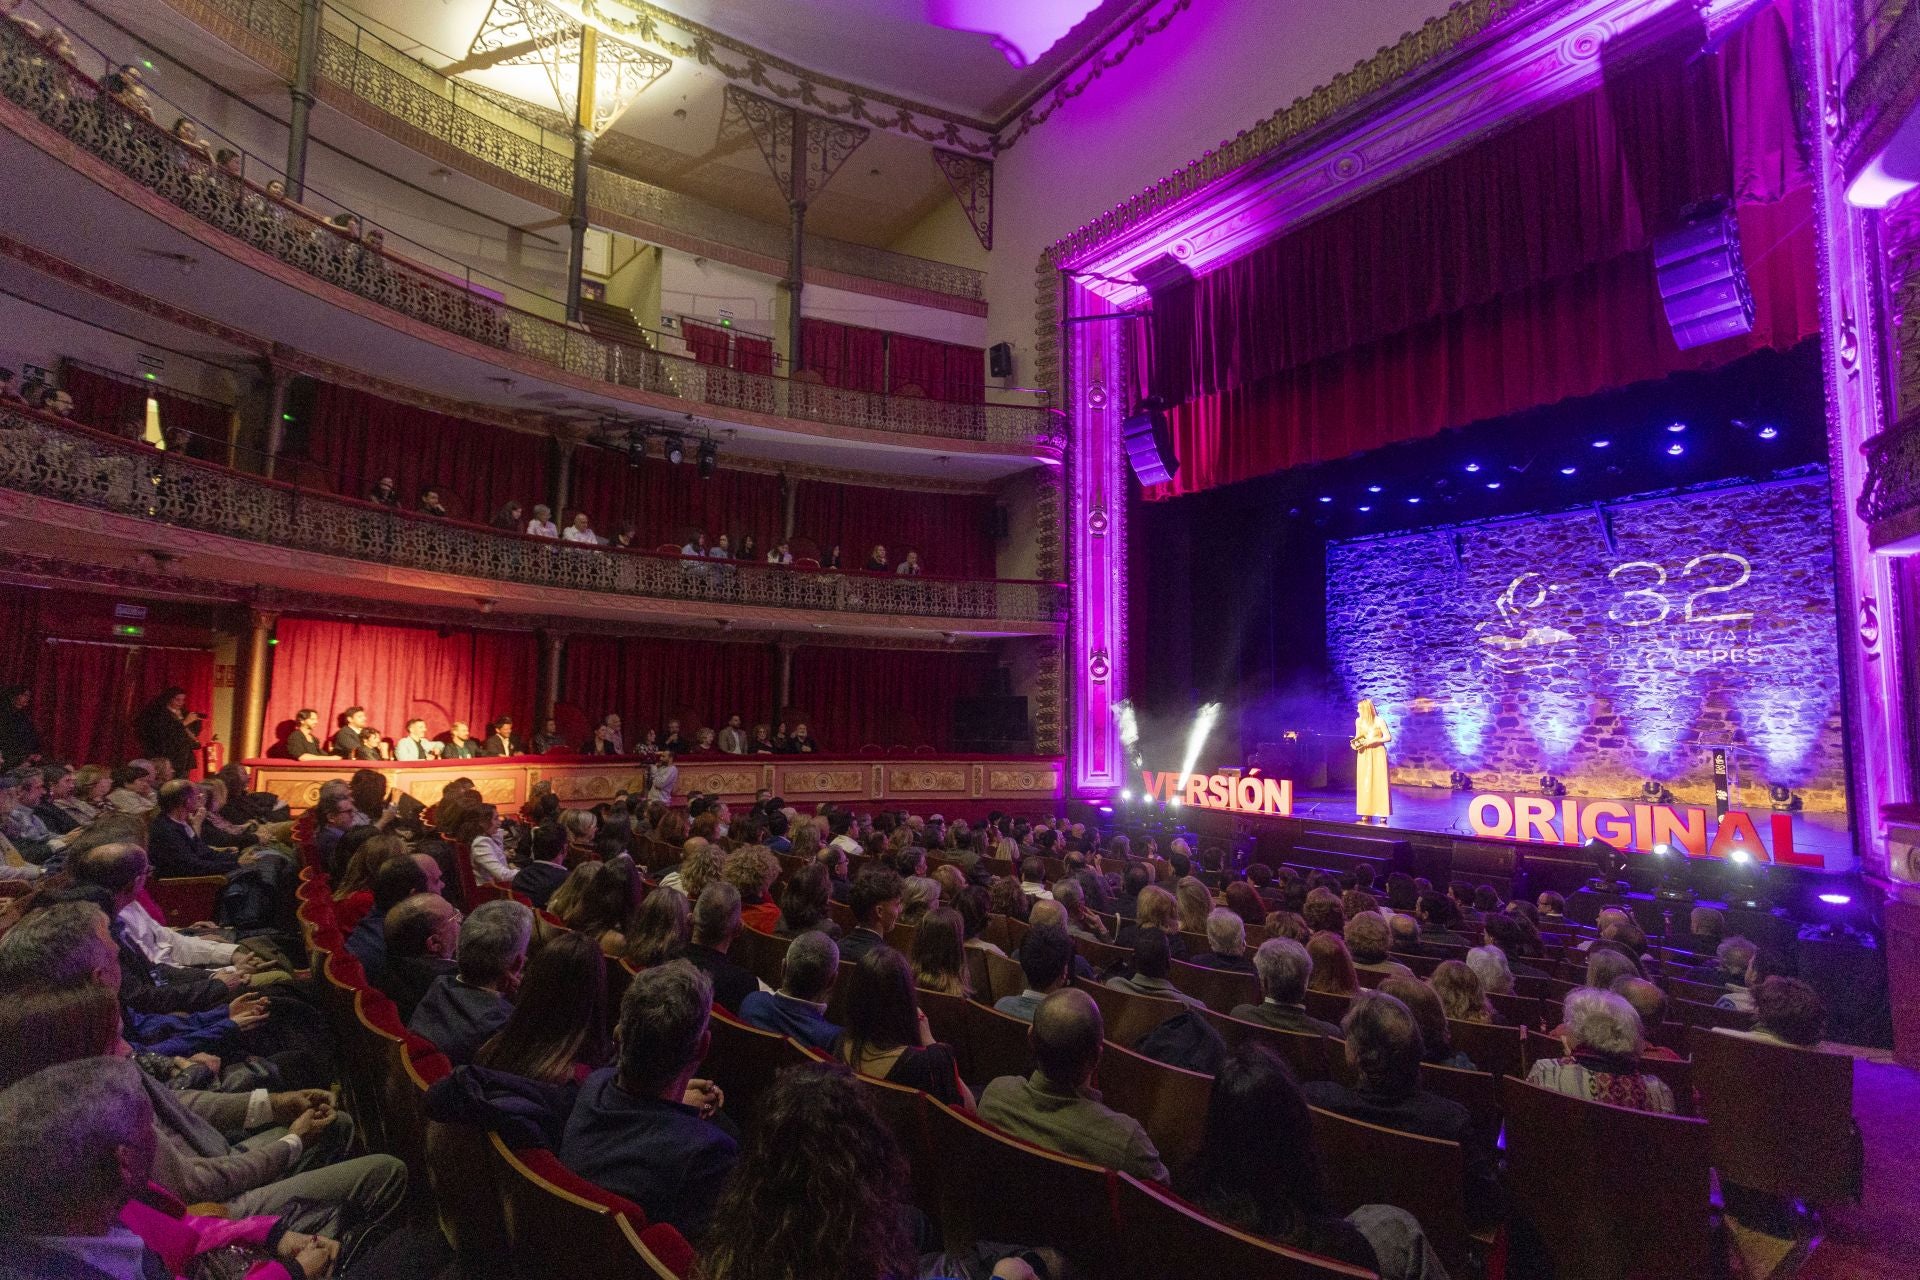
left=910, top=907, right=970, bottom=997
left=1306, top=931, right=1359, bottom=996
left=623, top=886, right=691, bottom=969
left=834, top=946, right=971, bottom=1108
left=475, top=931, right=610, bottom=1083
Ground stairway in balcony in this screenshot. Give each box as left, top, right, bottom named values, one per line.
left=579, top=298, right=655, bottom=352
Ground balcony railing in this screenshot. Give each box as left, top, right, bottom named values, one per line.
left=1859, top=410, right=1920, bottom=546
left=0, top=406, right=1069, bottom=624
left=167, top=0, right=986, bottom=305
left=0, top=19, right=1057, bottom=452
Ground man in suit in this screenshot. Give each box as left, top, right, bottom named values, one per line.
left=347, top=855, right=430, bottom=986
left=443, top=721, right=479, bottom=759
left=393, top=717, right=440, bottom=761
left=1191, top=909, right=1258, bottom=974
left=1416, top=893, right=1473, bottom=946
left=994, top=922, right=1072, bottom=1023
left=715, top=713, right=748, bottom=755
left=409, top=899, right=531, bottom=1066
left=377, top=892, right=461, bottom=1021
left=479, top=716, right=518, bottom=758
left=561, top=962, right=735, bottom=1239
left=1105, top=928, right=1203, bottom=1009
left=1303, top=991, right=1502, bottom=1226
left=838, top=865, right=903, bottom=965
left=1230, top=938, right=1344, bottom=1036
left=511, top=822, right=571, bottom=909
left=147, top=780, right=247, bottom=878
left=331, top=706, right=368, bottom=759
left=682, top=883, right=760, bottom=1012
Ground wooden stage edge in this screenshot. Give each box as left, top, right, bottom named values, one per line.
left=245, top=754, right=1065, bottom=820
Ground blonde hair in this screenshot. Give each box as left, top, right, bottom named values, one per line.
left=1135, top=885, right=1177, bottom=931
left=678, top=839, right=726, bottom=901
left=1175, top=877, right=1212, bottom=933
left=723, top=845, right=780, bottom=899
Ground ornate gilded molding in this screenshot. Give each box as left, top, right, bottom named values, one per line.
left=725, top=85, right=871, bottom=206
left=992, top=0, right=1194, bottom=152
left=933, top=148, right=994, bottom=250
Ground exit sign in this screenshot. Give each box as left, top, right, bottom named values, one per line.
left=112, top=623, right=145, bottom=637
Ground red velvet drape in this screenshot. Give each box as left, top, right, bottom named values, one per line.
left=885, top=333, right=984, bottom=403
left=263, top=617, right=537, bottom=748
left=732, top=334, right=774, bottom=376
left=788, top=648, right=999, bottom=751
left=567, top=449, right=784, bottom=550
left=683, top=322, right=731, bottom=368
left=792, top=480, right=998, bottom=577
left=61, top=366, right=232, bottom=464
left=559, top=635, right=776, bottom=734
left=1141, top=0, right=1813, bottom=497
left=799, top=318, right=887, bottom=391
left=31, top=641, right=213, bottom=771
left=300, top=382, right=550, bottom=522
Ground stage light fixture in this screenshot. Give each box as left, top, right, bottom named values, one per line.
left=1641, top=779, right=1675, bottom=805
left=1818, top=892, right=1851, bottom=906
left=697, top=439, right=718, bottom=478
left=1368, top=485, right=1383, bottom=493
left=1407, top=496, right=1422, bottom=505
left=1120, top=789, right=1133, bottom=802
left=1538, top=774, right=1567, bottom=797
left=1560, top=466, right=1578, bottom=476
left=1592, top=439, right=1611, bottom=448
left=1667, top=443, right=1686, bottom=456
left=1486, top=482, right=1502, bottom=490
left=1318, top=495, right=1333, bottom=504
left=663, top=433, right=685, bottom=465
left=1120, top=398, right=1180, bottom=484
left=1768, top=783, right=1803, bottom=812
left=1585, top=838, right=1629, bottom=890
left=1758, top=426, right=1779, bottom=440
left=1449, top=770, right=1473, bottom=791
left=1169, top=796, right=1183, bottom=808
left=1464, top=462, right=1481, bottom=473
left=1667, top=421, right=1687, bottom=433
left=1653, top=842, right=1675, bottom=857
left=1358, top=505, right=1372, bottom=513
left=1728, top=845, right=1753, bottom=865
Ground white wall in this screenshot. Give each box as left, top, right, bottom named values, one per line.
left=0, top=292, right=241, bottom=405
left=981, top=0, right=1452, bottom=382
left=658, top=250, right=779, bottom=333
left=801, top=282, right=989, bottom=347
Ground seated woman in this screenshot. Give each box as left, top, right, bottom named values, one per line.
left=955, top=884, right=1005, bottom=958
left=774, top=860, right=838, bottom=939
left=834, top=946, right=973, bottom=1109
left=474, top=931, right=611, bottom=1084
left=548, top=861, right=634, bottom=957
left=725, top=845, right=783, bottom=934
left=910, top=907, right=970, bottom=998
left=1380, top=975, right=1475, bottom=1070
left=900, top=874, right=941, bottom=926
left=1306, top=931, right=1359, bottom=996
left=1114, top=884, right=1185, bottom=960
left=1524, top=987, right=1676, bottom=1113
left=1464, top=944, right=1515, bottom=997
left=1431, top=959, right=1496, bottom=1024
left=1183, top=1043, right=1447, bottom=1280
left=330, top=831, right=407, bottom=933
left=623, top=886, right=691, bottom=969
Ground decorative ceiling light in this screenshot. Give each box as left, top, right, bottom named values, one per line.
left=924, top=0, right=1102, bottom=66
left=467, top=0, right=669, bottom=135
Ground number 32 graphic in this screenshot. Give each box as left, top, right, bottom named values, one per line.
left=1607, top=553, right=1752, bottom=627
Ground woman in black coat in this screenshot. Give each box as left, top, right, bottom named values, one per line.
left=133, top=686, right=203, bottom=776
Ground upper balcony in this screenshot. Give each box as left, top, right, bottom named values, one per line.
left=1839, top=0, right=1920, bottom=205
left=0, top=17, right=1060, bottom=462
left=0, top=403, right=1066, bottom=634
left=1859, top=407, right=1920, bottom=549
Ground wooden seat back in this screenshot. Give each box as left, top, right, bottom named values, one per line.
left=916, top=986, right=975, bottom=1080
left=1111, top=1176, right=1378, bottom=1280
left=731, top=927, right=791, bottom=988
left=703, top=1010, right=823, bottom=1134
left=1074, top=977, right=1187, bottom=1050
left=1447, top=1018, right=1525, bottom=1077
left=1486, top=990, right=1543, bottom=1029
left=851, top=1072, right=943, bottom=1218
left=983, top=949, right=1028, bottom=1003
left=1690, top=1028, right=1861, bottom=1204
left=1094, top=1040, right=1213, bottom=1175
left=1200, top=1009, right=1336, bottom=1083
left=1309, top=1106, right=1469, bottom=1277
left=964, top=998, right=1037, bottom=1085
left=1419, top=1061, right=1501, bottom=1145
left=1501, top=1076, right=1714, bottom=1279
left=486, top=1132, right=652, bottom=1280
left=1167, top=959, right=1261, bottom=1014
left=1303, top=989, right=1352, bottom=1025
left=424, top=1120, right=509, bottom=1271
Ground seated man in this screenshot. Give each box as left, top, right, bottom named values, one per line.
left=1, top=766, right=80, bottom=864
left=1303, top=991, right=1501, bottom=1226
left=1106, top=928, right=1203, bottom=1009
left=738, top=930, right=841, bottom=1052
left=1483, top=914, right=1551, bottom=980
left=683, top=883, right=761, bottom=1012
left=346, top=854, right=432, bottom=985
left=146, top=779, right=246, bottom=878
left=70, top=842, right=248, bottom=976
left=1416, top=893, right=1472, bottom=946
left=1712, top=936, right=1761, bottom=1008
left=378, top=892, right=461, bottom=1021
left=1191, top=908, right=1257, bottom=974
left=994, top=922, right=1073, bottom=1023
left=1721, top=976, right=1827, bottom=1049
left=511, top=821, right=571, bottom=909
left=1231, top=937, right=1345, bottom=1036
left=310, top=792, right=360, bottom=875
left=1666, top=905, right=1726, bottom=957
left=1019, top=856, right=1054, bottom=902
left=561, top=962, right=735, bottom=1238
left=410, top=899, right=531, bottom=1066
left=977, top=988, right=1168, bottom=1184
left=838, top=865, right=903, bottom=965
left=1344, top=911, right=1413, bottom=979
left=104, top=761, right=159, bottom=814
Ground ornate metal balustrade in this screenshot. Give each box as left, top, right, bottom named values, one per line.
left=0, top=20, right=1053, bottom=450
left=169, top=0, right=985, bottom=304
left=0, top=407, right=1068, bottom=624
left=1859, top=409, right=1920, bottom=545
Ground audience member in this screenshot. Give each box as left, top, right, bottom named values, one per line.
left=346, top=854, right=431, bottom=983
left=525, top=505, right=559, bottom=538
left=409, top=899, right=531, bottom=1066
left=512, top=821, right=570, bottom=908
left=1106, top=927, right=1203, bottom=1009
left=773, top=859, right=838, bottom=938
left=1431, top=959, right=1495, bottom=1024
left=910, top=906, right=970, bottom=997
left=1306, top=931, right=1360, bottom=996
left=996, top=922, right=1072, bottom=1023
left=560, top=962, right=733, bottom=1238
left=684, top=883, right=760, bottom=1011
left=378, top=893, right=461, bottom=1021
left=738, top=930, right=842, bottom=1052
left=624, top=886, right=691, bottom=969
left=1345, top=911, right=1413, bottom=978
left=841, top=864, right=903, bottom=964
left=834, top=945, right=970, bottom=1106
left=1724, top=976, right=1827, bottom=1048
left=1525, top=987, right=1675, bottom=1113
left=1465, top=944, right=1515, bottom=996
left=1192, top=907, right=1255, bottom=973
left=474, top=929, right=611, bottom=1084
left=1230, top=937, right=1343, bottom=1036
left=725, top=845, right=782, bottom=933
left=977, top=988, right=1167, bottom=1183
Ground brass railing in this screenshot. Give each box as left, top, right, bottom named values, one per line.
left=1859, top=409, right=1920, bottom=538
left=0, top=19, right=1056, bottom=450
left=171, top=0, right=985, bottom=304
left=0, top=407, right=1068, bottom=623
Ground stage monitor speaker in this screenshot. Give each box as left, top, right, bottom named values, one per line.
left=1653, top=199, right=1754, bottom=350
left=988, top=342, right=1014, bottom=378
left=953, top=695, right=1029, bottom=751
left=1121, top=400, right=1179, bottom=485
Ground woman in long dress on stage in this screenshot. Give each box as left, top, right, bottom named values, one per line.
left=1353, top=699, right=1392, bottom=823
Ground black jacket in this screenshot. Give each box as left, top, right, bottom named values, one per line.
left=479, top=734, right=517, bottom=758
left=147, top=815, right=240, bottom=879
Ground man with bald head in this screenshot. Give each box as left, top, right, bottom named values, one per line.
left=377, top=892, right=460, bottom=1020
left=976, top=988, right=1167, bottom=1183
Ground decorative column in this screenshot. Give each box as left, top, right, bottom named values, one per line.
left=552, top=436, right=577, bottom=518
left=539, top=630, right=567, bottom=725
left=232, top=608, right=277, bottom=761
left=565, top=25, right=597, bottom=323
left=261, top=362, right=294, bottom=480
left=781, top=473, right=797, bottom=541
left=776, top=638, right=796, bottom=715
left=1064, top=282, right=1127, bottom=797
left=284, top=0, right=321, bottom=201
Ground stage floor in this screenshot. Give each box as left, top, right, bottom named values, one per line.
left=1286, top=784, right=1855, bottom=862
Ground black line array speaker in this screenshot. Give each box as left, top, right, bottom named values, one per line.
left=1121, top=401, right=1179, bottom=485
left=988, top=342, right=1013, bottom=378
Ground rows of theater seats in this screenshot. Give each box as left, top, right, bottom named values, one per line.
left=277, top=833, right=1863, bottom=1280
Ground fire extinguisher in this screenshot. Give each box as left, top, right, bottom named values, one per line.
left=204, top=735, right=226, bottom=776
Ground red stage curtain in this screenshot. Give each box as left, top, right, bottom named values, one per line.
left=1147, top=193, right=1819, bottom=497
left=1149, top=1, right=1803, bottom=407
left=560, top=635, right=776, bottom=734
left=885, top=334, right=984, bottom=403
left=799, top=317, right=888, bottom=391
left=61, top=366, right=233, bottom=464
left=788, top=647, right=999, bottom=751
left=567, top=448, right=785, bottom=550
left=0, top=584, right=44, bottom=693
left=300, top=382, right=550, bottom=523
left=792, top=480, right=998, bottom=577
left=31, top=641, right=214, bottom=771
left=683, top=321, right=731, bottom=368
left=732, top=334, right=774, bottom=376
left=263, top=617, right=537, bottom=748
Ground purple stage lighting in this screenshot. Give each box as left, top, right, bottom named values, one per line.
left=1667, top=442, right=1686, bottom=456
left=1759, top=426, right=1779, bottom=440
left=1465, top=462, right=1481, bottom=473
left=1818, top=892, right=1851, bottom=906
left=1592, top=439, right=1611, bottom=448
left=1667, top=421, right=1688, bottom=433
left=1560, top=466, right=1578, bottom=475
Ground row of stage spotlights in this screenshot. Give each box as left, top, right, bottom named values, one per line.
left=1118, top=788, right=1183, bottom=808
left=619, top=424, right=720, bottom=477
left=1449, top=770, right=1803, bottom=811
left=1312, top=420, right=1781, bottom=513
